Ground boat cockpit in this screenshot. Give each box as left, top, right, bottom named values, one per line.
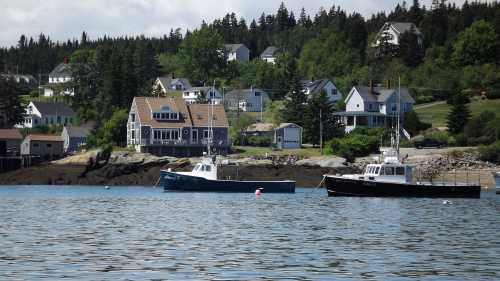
left=342, top=163, right=413, bottom=184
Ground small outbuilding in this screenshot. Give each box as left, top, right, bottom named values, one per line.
left=61, top=126, right=92, bottom=153
left=0, top=129, right=23, bottom=156
left=274, top=123, right=303, bottom=149
left=21, top=134, right=64, bottom=161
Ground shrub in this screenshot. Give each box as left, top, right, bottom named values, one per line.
left=415, top=95, right=435, bottom=104
left=247, top=136, right=272, bottom=147
left=478, top=141, right=500, bottom=164
left=325, top=131, right=380, bottom=162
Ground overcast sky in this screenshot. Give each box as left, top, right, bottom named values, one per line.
left=0, top=0, right=472, bottom=47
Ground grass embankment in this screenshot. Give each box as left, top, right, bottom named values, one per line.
left=415, top=98, right=500, bottom=128
left=233, top=146, right=322, bottom=158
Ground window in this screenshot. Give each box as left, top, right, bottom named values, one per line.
left=46, top=144, right=52, bottom=148
left=192, top=130, right=198, bottom=142
left=131, top=114, right=136, bottom=122
left=255, top=92, right=261, bottom=97
left=131, top=130, right=135, bottom=139
left=203, top=130, right=210, bottom=139
left=347, top=116, right=354, bottom=126
left=33, top=143, right=39, bottom=148
left=385, top=167, right=395, bottom=175
left=369, top=104, right=373, bottom=110
left=34, top=119, right=38, bottom=125
left=57, top=116, right=61, bottom=124
left=375, top=167, right=380, bottom=174
left=45, top=118, right=48, bottom=124
left=391, top=103, right=397, bottom=112
left=357, top=104, right=360, bottom=108
left=396, top=167, right=405, bottom=175
left=64, top=118, right=68, bottom=124
left=153, top=129, right=180, bottom=141
left=184, top=92, right=189, bottom=97
left=69, top=118, right=73, bottom=124
left=357, top=116, right=368, bottom=126
left=204, top=165, right=211, bottom=172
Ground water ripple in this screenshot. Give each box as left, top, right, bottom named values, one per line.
left=0, top=186, right=499, bottom=280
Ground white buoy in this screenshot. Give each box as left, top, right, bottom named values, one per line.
left=105, top=186, right=110, bottom=190
left=442, top=200, right=452, bottom=205
left=255, top=188, right=263, bottom=196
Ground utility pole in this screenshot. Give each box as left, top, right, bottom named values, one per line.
left=260, top=89, right=263, bottom=122
left=320, top=108, right=323, bottom=155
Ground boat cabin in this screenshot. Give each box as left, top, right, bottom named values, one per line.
left=361, top=163, right=413, bottom=184
left=174, top=157, right=218, bottom=180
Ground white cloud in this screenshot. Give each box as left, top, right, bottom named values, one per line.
left=0, top=0, right=472, bottom=47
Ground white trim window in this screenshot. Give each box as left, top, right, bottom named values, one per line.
left=153, top=129, right=180, bottom=142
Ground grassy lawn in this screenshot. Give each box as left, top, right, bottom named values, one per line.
left=415, top=98, right=500, bottom=128
left=233, top=146, right=322, bottom=158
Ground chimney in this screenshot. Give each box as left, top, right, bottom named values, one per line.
left=171, top=72, right=175, bottom=79
left=387, top=79, right=391, bottom=89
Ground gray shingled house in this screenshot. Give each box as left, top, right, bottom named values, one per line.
left=61, top=126, right=92, bottom=153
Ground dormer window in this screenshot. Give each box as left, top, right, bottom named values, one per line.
left=152, top=106, right=179, bottom=121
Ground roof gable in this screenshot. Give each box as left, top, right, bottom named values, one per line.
left=225, top=44, right=248, bottom=53
left=261, top=46, right=278, bottom=58
left=31, top=101, right=75, bottom=116
left=50, top=63, right=72, bottom=77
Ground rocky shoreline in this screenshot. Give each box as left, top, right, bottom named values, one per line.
left=0, top=148, right=497, bottom=187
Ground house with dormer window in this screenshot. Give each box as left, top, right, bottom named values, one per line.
left=334, top=85, right=415, bottom=134
left=182, top=86, right=222, bottom=104
left=127, top=97, right=230, bottom=156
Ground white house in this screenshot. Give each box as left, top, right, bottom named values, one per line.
left=225, top=88, right=271, bottom=112
left=182, top=86, right=222, bottom=104
left=154, top=77, right=191, bottom=94
left=260, top=46, right=278, bottom=64
left=302, top=79, right=342, bottom=104
left=18, top=101, right=75, bottom=128
left=43, top=62, right=74, bottom=97
left=335, top=85, right=415, bottom=134
left=225, top=44, right=250, bottom=63
left=374, top=22, right=423, bottom=47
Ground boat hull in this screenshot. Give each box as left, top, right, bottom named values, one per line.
left=494, top=173, right=500, bottom=194
left=160, top=171, right=295, bottom=193
left=324, top=176, right=480, bottom=198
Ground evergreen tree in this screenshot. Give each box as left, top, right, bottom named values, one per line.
left=281, top=61, right=306, bottom=126
left=0, top=77, right=25, bottom=128
left=399, top=28, right=424, bottom=67
left=303, top=90, right=336, bottom=146
left=447, top=93, right=471, bottom=134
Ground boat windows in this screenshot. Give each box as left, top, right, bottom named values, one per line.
left=396, top=167, right=405, bottom=175
left=385, top=167, right=395, bottom=175
left=204, top=165, right=211, bottom=172
left=375, top=167, right=380, bottom=174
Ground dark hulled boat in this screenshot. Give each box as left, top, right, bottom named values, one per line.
left=325, top=174, right=480, bottom=198
left=160, top=157, right=295, bottom=193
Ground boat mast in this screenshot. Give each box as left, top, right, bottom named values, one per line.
left=206, top=80, right=215, bottom=156
left=397, top=77, right=401, bottom=156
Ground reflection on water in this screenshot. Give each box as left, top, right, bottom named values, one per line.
left=0, top=186, right=499, bottom=280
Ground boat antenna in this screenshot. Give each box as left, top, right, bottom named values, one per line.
left=397, top=76, right=401, bottom=157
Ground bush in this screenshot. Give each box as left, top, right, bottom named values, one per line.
left=325, top=130, right=381, bottom=162
left=478, top=141, right=500, bottom=164
left=486, top=90, right=500, bottom=100
left=247, top=136, right=272, bottom=147
left=415, top=95, right=435, bottom=104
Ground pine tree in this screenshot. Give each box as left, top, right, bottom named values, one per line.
left=282, top=61, right=306, bottom=126
left=303, top=90, right=336, bottom=146
left=0, top=76, right=25, bottom=128
left=447, top=93, right=471, bottom=134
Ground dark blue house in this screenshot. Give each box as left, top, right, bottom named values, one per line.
left=127, top=97, right=230, bottom=157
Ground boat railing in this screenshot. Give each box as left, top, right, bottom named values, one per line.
left=413, top=168, right=483, bottom=186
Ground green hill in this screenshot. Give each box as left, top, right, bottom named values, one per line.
left=415, top=98, right=500, bottom=128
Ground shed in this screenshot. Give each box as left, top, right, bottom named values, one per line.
left=0, top=129, right=23, bottom=156
left=274, top=123, right=302, bottom=149
left=21, top=134, right=64, bottom=160
left=61, top=126, right=92, bottom=153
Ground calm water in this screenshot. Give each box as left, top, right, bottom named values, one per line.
left=0, top=186, right=499, bottom=280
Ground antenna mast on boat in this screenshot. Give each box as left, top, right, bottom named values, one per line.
left=206, top=80, right=215, bottom=156
left=397, top=77, right=401, bottom=156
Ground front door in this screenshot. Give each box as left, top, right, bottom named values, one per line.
left=192, top=129, right=198, bottom=143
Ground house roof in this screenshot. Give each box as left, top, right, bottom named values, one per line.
left=185, top=86, right=213, bottom=92
left=261, top=46, right=278, bottom=58
left=386, top=22, right=422, bottom=36
left=275, top=123, right=302, bottom=130
left=32, top=101, right=75, bottom=116
left=49, top=63, right=72, bottom=77
left=133, top=97, right=229, bottom=129
left=246, top=123, right=275, bottom=132
left=350, top=86, right=415, bottom=104
left=157, top=77, right=191, bottom=90
left=26, top=134, right=63, bottom=142
left=225, top=44, right=247, bottom=53
left=0, top=129, right=23, bottom=140
left=225, top=88, right=270, bottom=100
left=134, top=97, right=191, bottom=129
left=302, top=79, right=332, bottom=94
left=64, top=126, right=91, bottom=138
left=188, top=104, right=229, bottom=128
